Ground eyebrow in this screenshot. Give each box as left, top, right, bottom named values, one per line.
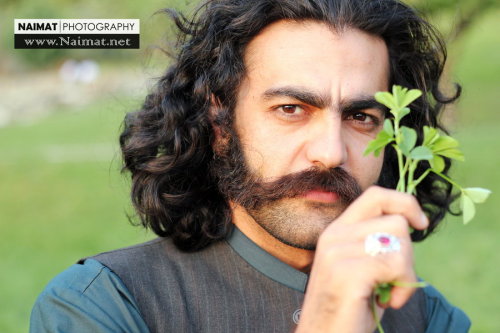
left=341, top=97, right=388, bottom=117
left=263, top=86, right=331, bottom=109
left=262, top=85, right=387, bottom=116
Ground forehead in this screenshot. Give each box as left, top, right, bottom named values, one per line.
left=240, top=20, right=390, bottom=101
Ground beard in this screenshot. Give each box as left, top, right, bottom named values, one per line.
left=210, top=130, right=362, bottom=250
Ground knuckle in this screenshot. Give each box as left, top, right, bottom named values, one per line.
left=366, top=185, right=384, bottom=196
left=316, top=233, right=338, bottom=256
left=322, top=246, right=341, bottom=262
left=373, top=254, right=394, bottom=273
left=381, top=214, right=409, bottom=234
left=317, top=245, right=355, bottom=271
left=401, top=192, right=420, bottom=209
left=391, top=251, right=407, bottom=269
left=375, top=252, right=407, bottom=275
left=319, top=224, right=348, bottom=244
left=391, top=214, right=409, bottom=231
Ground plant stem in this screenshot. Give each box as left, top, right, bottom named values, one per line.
left=371, top=295, right=385, bottom=333
left=391, top=281, right=428, bottom=288
left=411, top=169, right=431, bottom=190
left=395, top=148, right=406, bottom=192
left=392, top=113, right=410, bottom=193
left=406, top=160, right=419, bottom=194
left=371, top=281, right=427, bottom=333
left=393, top=113, right=401, bottom=145
left=432, top=170, right=463, bottom=191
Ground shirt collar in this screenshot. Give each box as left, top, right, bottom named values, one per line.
left=226, top=226, right=309, bottom=293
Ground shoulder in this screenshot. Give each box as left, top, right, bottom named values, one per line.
left=90, top=237, right=170, bottom=268
left=30, top=259, right=150, bottom=333
left=423, top=283, right=471, bottom=333
left=88, top=237, right=186, bottom=284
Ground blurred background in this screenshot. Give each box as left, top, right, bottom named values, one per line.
left=0, top=0, right=498, bottom=332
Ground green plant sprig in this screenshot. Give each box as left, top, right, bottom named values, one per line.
left=371, top=281, right=428, bottom=333
left=364, top=85, right=491, bottom=332
left=364, top=85, right=491, bottom=224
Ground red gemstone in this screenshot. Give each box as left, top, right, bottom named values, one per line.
left=379, top=236, right=391, bottom=245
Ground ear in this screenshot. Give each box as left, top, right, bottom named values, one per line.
left=209, top=94, right=223, bottom=141
left=209, top=94, right=230, bottom=156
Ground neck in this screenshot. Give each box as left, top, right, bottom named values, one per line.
left=231, top=203, right=315, bottom=273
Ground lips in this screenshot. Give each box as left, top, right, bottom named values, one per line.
left=303, top=190, right=339, bottom=203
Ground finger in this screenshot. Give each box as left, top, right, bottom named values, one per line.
left=329, top=251, right=416, bottom=306
left=321, top=214, right=413, bottom=247
left=318, top=240, right=412, bottom=267
left=318, top=216, right=414, bottom=290
left=338, top=186, right=429, bottom=230
left=369, top=254, right=417, bottom=308
left=312, top=232, right=417, bottom=311
left=370, top=250, right=417, bottom=310
left=389, top=279, right=419, bottom=309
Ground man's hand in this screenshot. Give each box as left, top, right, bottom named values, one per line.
left=296, top=186, right=429, bottom=333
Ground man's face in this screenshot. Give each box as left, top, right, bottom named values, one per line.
left=220, top=20, right=389, bottom=249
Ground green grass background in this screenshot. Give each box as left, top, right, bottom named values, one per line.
left=1, top=9, right=499, bottom=333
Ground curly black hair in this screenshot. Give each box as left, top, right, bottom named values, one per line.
left=120, top=0, right=460, bottom=251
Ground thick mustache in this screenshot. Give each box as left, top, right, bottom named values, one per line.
left=235, top=167, right=362, bottom=209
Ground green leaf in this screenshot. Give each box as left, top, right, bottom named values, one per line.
left=423, top=126, right=439, bottom=147
left=364, top=136, right=392, bottom=157
left=364, top=128, right=394, bottom=157
left=399, top=126, right=417, bottom=156
left=375, top=283, right=392, bottom=304
left=390, top=107, right=411, bottom=121
left=409, top=146, right=433, bottom=161
left=431, top=135, right=464, bottom=161
left=463, top=188, right=491, bottom=204
left=460, top=193, right=476, bottom=224
left=375, top=92, right=397, bottom=110
left=392, top=85, right=407, bottom=107
left=400, top=107, right=411, bottom=119
left=429, top=155, right=445, bottom=173
left=400, top=89, right=422, bottom=108
left=432, top=135, right=459, bottom=152
left=423, top=132, right=465, bottom=161
left=383, top=119, right=394, bottom=136
left=437, top=148, right=465, bottom=161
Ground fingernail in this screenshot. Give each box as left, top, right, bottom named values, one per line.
left=421, top=212, right=429, bottom=227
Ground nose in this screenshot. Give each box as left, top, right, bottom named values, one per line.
left=305, top=114, right=347, bottom=169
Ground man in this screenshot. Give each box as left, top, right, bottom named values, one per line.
left=31, top=0, right=470, bottom=332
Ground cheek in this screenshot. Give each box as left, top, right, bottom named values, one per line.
left=235, top=120, right=281, bottom=176
left=357, top=153, right=384, bottom=189
left=345, top=135, right=384, bottom=189
left=235, top=107, right=305, bottom=178
left=241, top=135, right=299, bottom=178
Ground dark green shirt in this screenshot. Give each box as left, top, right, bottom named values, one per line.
left=30, top=228, right=470, bottom=332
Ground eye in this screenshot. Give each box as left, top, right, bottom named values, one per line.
left=345, top=111, right=381, bottom=130
left=272, top=104, right=309, bottom=122
left=352, top=112, right=370, bottom=122
left=278, top=105, right=304, bottom=115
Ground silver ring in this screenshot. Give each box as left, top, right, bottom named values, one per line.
left=364, top=232, right=401, bottom=256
